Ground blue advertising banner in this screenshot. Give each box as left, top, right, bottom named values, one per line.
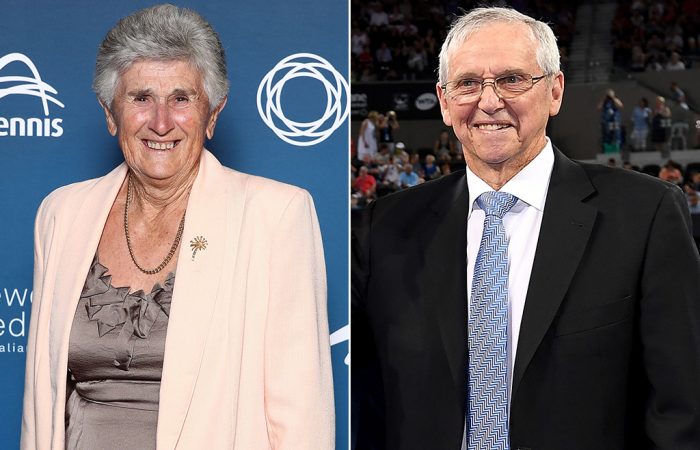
left=1, top=1, right=348, bottom=448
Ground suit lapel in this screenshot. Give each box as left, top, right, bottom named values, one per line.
left=512, top=149, right=597, bottom=396
left=157, top=150, right=245, bottom=449
left=425, top=174, right=470, bottom=395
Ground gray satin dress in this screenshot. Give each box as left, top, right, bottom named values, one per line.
left=66, top=256, right=174, bottom=450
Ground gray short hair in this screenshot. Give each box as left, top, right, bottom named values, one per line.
left=93, top=4, right=229, bottom=110
left=438, top=7, right=560, bottom=84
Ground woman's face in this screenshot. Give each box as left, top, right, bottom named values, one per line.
left=102, top=60, right=225, bottom=185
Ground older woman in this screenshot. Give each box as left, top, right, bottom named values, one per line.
left=21, top=5, right=334, bottom=449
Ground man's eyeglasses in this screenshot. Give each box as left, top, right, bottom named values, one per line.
left=441, top=73, right=548, bottom=104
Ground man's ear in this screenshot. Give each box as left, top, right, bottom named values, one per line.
left=548, top=71, right=565, bottom=117
left=436, top=82, right=453, bottom=127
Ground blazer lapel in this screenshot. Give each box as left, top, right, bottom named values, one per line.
left=48, top=163, right=127, bottom=447
left=512, top=149, right=597, bottom=396
left=157, top=150, right=245, bottom=449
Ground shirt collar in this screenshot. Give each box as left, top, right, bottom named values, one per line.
left=466, top=138, right=554, bottom=218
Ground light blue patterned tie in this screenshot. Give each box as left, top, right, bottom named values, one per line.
left=468, top=191, right=517, bottom=450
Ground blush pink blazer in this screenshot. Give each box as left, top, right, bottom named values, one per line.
left=21, top=150, right=335, bottom=449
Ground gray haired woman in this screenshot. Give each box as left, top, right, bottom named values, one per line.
left=21, top=5, right=334, bottom=449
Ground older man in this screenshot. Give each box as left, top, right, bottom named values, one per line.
left=352, top=7, right=700, bottom=450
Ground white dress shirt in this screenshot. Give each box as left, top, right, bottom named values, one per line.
left=466, top=139, right=555, bottom=400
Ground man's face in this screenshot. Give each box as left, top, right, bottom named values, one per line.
left=437, top=22, right=564, bottom=173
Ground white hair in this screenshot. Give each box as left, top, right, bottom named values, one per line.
left=93, top=4, right=229, bottom=110
left=437, top=7, right=560, bottom=84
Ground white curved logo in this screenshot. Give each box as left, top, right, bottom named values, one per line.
left=257, top=53, right=349, bottom=147
left=330, top=324, right=349, bottom=365
left=0, top=53, right=65, bottom=116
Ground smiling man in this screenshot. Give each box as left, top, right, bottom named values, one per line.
left=352, top=7, right=700, bottom=450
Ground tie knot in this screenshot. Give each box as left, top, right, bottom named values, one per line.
left=476, top=191, right=518, bottom=218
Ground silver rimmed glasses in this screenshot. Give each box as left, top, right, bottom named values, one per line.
left=441, top=73, right=548, bottom=104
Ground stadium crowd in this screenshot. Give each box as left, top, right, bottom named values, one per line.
left=612, top=0, right=700, bottom=71
left=351, top=0, right=577, bottom=81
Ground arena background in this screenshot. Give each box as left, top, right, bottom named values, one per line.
left=350, top=0, right=700, bottom=447
left=0, top=1, right=349, bottom=448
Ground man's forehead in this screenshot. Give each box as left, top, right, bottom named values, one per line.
left=448, top=22, right=539, bottom=75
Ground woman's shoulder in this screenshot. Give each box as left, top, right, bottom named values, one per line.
left=219, top=166, right=312, bottom=207
left=37, top=165, right=126, bottom=218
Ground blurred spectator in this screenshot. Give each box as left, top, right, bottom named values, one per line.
left=630, top=97, right=651, bottom=151
left=440, top=162, right=452, bottom=176
left=651, top=96, right=672, bottom=158
left=381, top=155, right=402, bottom=191
left=399, top=164, right=421, bottom=188
left=630, top=46, right=647, bottom=71
left=689, top=171, right=700, bottom=191
left=659, top=160, right=684, bottom=185
left=666, top=51, right=686, bottom=70
left=406, top=45, right=428, bottom=79
left=409, top=152, right=424, bottom=178
left=378, top=110, right=400, bottom=151
left=357, top=111, right=379, bottom=162
left=670, top=81, right=689, bottom=110
left=351, top=26, right=370, bottom=57
left=423, top=154, right=441, bottom=180
left=353, top=165, right=377, bottom=199
left=598, top=89, right=624, bottom=153
left=369, top=3, right=389, bottom=27
left=686, top=188, right=700, bottom=214
left=375, top=42, right=393, bottom=78
left=434, top=129, right=457, bottom=162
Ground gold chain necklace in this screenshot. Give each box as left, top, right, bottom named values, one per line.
left=124, top=176, right=187, bottom=275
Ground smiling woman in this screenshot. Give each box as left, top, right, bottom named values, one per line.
left=20, top=4, right=334, bottom=450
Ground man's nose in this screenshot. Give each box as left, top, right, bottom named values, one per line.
left=477, top=82, right=504, bottom=113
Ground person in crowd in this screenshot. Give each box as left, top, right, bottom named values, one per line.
left=666, top=51, right=686, bottom=70
left=670, top=81, right=689, bottom=109
left=353, top=165, right=378, bottom=201
left=434, top=129, right=457, bottom=163
left=659, top=160, right=684, bottom=185
left=398, top=164, right=420, bottom=188
left=630, top=97, right=651, bottom=151
left=353, top=6, right=700, bottom=449
left=381, top=155, right=402, bottom=192
left=21, top=5, right=334, bottom=449
left=440, top=162, right=452, bottom=176
left=651, top=95, right=673, bottom=158
left=422, top=154, right=441, bottom=180
left=375, top=42, right=393, bottom=78
left=357, top=110, right=379, bottom=162
left=351, top=25, right=370, bottom=57
left=685, top=187, right=700, bottom=214
left=378, top=110, right=400, bottom=152
left=408, top=152, right=424, bottom=178
left=598, top=89, right=624, bottom=153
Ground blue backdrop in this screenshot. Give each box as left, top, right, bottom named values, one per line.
left=0, top=1, right=348, bottom=448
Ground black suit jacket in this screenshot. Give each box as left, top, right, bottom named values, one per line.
left=352, top=149, right=700, bottom=450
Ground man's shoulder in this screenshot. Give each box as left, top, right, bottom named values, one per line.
left=375, top=170, right=464, bottom=211
left=362, top=170, right=466, bottom=235
left=574, top=159, right=679, bottom=201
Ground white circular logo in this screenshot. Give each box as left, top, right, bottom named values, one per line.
left=257, top=53, right=349, bottom=147
left=415, top=92, right=438, bottom=111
